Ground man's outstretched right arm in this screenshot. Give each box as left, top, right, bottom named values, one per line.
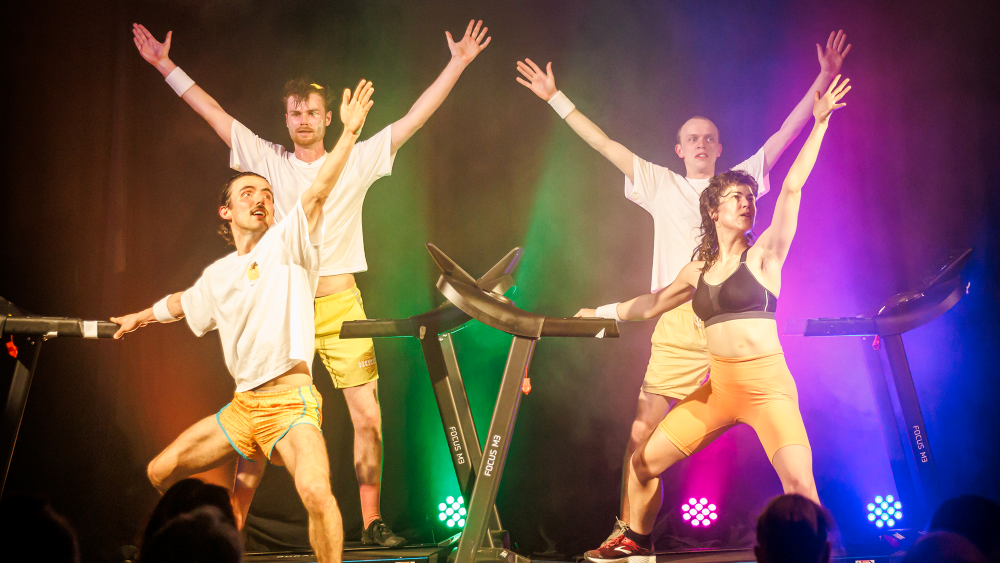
left=111, top=291, right=185, bottom=339
left=516, top=59, right=635, bottom=182
left=133, top=23, right=235, bottom=147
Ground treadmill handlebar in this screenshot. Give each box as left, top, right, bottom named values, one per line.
left=1, top=316, right=119, bottom=339
left=541, top=317, right=619, bottom=338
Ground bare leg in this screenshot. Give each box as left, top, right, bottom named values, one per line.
left=771, top=445, right=820, bottom=504
left=232, top=456, right=267, bottom=529
left=620, top=391, right=674, bottom=525
left=627, top=429, right=688, bottom=535
left=342, top=381, right=382, bottom=524
left=147, top=414, right=239, bottom=494
left=273, top=425, right=343, bottom=563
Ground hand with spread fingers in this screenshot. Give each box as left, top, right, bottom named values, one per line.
left=132, top=23, right=173, bottom=69
left=817, top=30, right=852, bottom=77
left=515, top=58, right=557, bottom=101
left=574, top=308, right=597, bottom=318
left=448, top=19, right=491, bottom=66
left=814, top=75, right=851, bottom=124
left=341, top=79, right=375, bottom=135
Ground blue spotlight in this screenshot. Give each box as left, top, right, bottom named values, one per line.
left=867, top=494, right=903, bottom=529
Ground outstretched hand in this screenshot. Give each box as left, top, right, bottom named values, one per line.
left=132, top=23, right=171, bottom=67
left=817, top=30, right=852, bottom=77
left=110, top=313, right=144, bottom=339
left=341, top=80, right=374, bottom=135
left=447, top=20, right=491, bottom=66
left=515, top=59, right=557, bottom=101
left=814, top=75, right=851, bottom=125
left=574, top=308, right=597, bottom=318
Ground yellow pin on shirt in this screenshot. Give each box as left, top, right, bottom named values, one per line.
left=248, top=262, right=260, bottom=281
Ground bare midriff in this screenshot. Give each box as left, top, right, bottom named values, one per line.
left=704, top=319, right=783, bottom=358
left=254, top=361, right=313, bottom=391
left=316, top=273, right=357, bottom=298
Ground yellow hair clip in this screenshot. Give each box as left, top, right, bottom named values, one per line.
left=310, top=83, right=324, bottom=90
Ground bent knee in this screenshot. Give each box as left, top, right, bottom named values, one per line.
left=297, top=479, right=336, bottom=513
left=629, top=452, right=658, bottom=483
left=629, top=420, right=658, bottom=449
left=782, top=474, right=817, bottom=498
left=147, top=456, right=171, bottom=492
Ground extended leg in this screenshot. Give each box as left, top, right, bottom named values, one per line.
left=147, top=414, right=240, bottom=494
left=619, top=391, right=674, bottom=525
left=627, top=429, right=688, bottom=535
left=273, top=425, right=343, bottom=563
left=342, top=382, right=382, bottom=520
left=232, top=456, right=267, bottom=529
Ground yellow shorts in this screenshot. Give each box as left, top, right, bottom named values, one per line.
left=217, top=385, right=323, bottom=461
left=315, top=285, right=379, bottom=389
left=641, top=301, right=710, bottom=399
left=657, top=351, right=811, bottom=462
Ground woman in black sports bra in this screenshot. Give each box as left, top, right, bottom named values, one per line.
left=578, top=76, right=851, bottom=550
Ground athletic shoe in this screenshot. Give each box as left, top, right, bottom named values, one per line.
left=361, top=518, right=407, bottom=548
left=584, top=533, right=654, bottom=563
left=600, top=517, right=627, bottom=547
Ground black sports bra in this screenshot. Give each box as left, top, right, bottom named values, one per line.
left=691, top=248, right=778, bottom=328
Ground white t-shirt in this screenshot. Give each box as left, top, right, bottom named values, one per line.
left=229, top=120, right=395, bottom=276
left=626, top=148, right=771, bottom=292
left=181, top=201, right=323, bottom=392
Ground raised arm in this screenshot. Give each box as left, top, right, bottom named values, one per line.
left=516, top=59, right=636, bottom=181
left=576, top=262, right=701, bottom=321
left=111, top=291, right=185, bottom=339
left=300, top=80, right=374, bottom=232
left=132, top=23, right=236, bottom=147
left=390, top=20, right=491, bottom=155
left=757, top=76, right=850, bottom=262
left=760, top=30, right=851, bottom=174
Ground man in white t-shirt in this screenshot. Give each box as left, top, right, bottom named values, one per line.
left=132, top=20, right=491, bottom=545
left=110, top=81, right=374, bottom=563
left=515, top=31, right=851, bottom=545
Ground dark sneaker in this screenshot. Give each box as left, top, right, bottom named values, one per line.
left=362, top=518, right=407, bottom=548
left=584, top=533, right=654, bottom=563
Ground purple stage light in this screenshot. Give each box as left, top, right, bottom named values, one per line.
left=681, top=497, right=718, bottom=527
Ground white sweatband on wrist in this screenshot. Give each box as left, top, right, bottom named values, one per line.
left=153, top=296, right=178, bottom=323
left=595, top=303, right=622, bottom=322
left=165, top=67, right=196, bottom=97
left=547, top=90, right=576, bottom=119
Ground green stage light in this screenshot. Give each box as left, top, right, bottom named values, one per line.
left=439, top=495, right=466, bottom=528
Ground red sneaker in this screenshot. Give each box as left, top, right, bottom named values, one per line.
left=584, top=533, right=655, bottom=563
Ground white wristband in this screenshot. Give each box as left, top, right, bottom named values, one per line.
left=165, top=67, right=196, bottom=97
left=547, top=90, right=576, bottom=119
left=153, top=295, right=177, bottom=323
left=595, top=303, right=622, bottom=322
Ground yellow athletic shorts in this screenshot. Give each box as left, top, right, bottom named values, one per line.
left=657, top=351, right=811, bottom=462
left=217, top=385, right=323, bottom=461
left=641, top=301, right=710, bottom=400
left=315, top=285, right=379, bottom=388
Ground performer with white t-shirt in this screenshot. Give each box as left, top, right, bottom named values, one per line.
left=515, top=31, right=851, bottom=546
left=132, top=20, right=491, bottom=545
left=110, top=80, right=374, bottom=563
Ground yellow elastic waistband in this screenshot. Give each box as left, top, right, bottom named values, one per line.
left=238, top=384, right=317, bottom=398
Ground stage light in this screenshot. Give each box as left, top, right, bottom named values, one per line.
left=439, top=495, right=466, bottom=528
left=681, top=497, right=718, bottom=527
left=867, top=495, right=903, bottom=529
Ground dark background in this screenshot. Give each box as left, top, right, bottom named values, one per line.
left=2, top=0, right=999, bottom=560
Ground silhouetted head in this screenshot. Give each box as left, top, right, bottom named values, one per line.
left=929, top=495, right=1000, bottom=559
left=140, top=506, right=242, bottom=563
left=901, top=531, right=986, bottom=563
left=143, top=478, right=236, bottom=546
left=754, top=494, right=832, bottom=563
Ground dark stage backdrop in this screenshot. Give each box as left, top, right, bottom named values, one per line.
left=2, top=0, right=999, bottom=560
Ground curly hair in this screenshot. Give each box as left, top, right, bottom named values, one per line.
left=218, top=171, right=268, bottom=246
left=691, top=169, right=758, bottom=271
left=282, top=78, right=332, bottom=114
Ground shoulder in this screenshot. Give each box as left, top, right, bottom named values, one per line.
left=679, top=261, right=704, bottom=283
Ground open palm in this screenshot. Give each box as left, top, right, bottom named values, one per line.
left=132, top=23, right=171, bottom=66
left=814, top=75, right=851, bottom=124
left=341, top=80, right=374, bottom=134
left=515, top=59, right=557, bottom=101
left=447, top=20, right=491, bottom=65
